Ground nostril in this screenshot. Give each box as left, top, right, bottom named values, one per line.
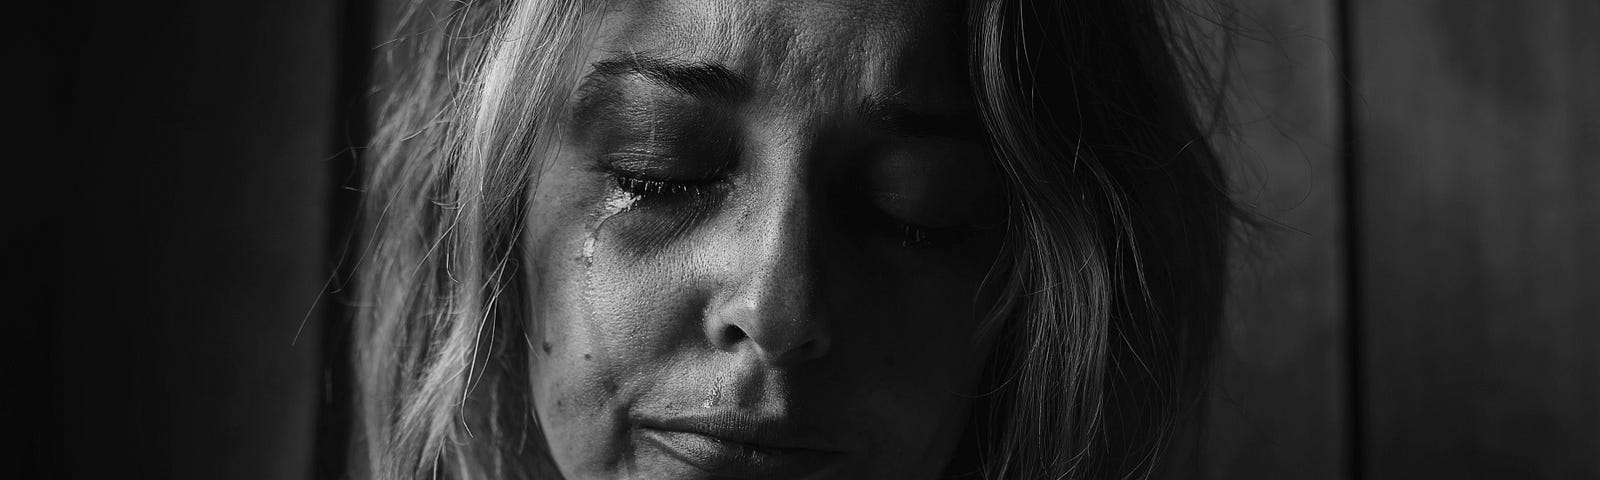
left=717, top=324, right=748, bottom=348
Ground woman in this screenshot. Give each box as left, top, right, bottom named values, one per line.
left=354, top=0, right=1235, bottom=478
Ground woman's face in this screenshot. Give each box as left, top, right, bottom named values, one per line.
left=523, top=0, right=1006, bottom=478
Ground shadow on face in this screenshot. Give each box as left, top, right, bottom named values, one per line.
left=521, top=0, right=1008, bottom=478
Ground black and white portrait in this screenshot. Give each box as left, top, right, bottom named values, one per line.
left=18, top=1, right=1598, bottom=479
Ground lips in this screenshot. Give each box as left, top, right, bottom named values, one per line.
left=634, top=411, right=844, bottom=478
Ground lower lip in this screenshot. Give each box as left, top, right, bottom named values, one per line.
left=637, top=428, right=835, bottom=478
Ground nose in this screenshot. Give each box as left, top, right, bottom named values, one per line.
left=703, top=194, right=832, bottom=365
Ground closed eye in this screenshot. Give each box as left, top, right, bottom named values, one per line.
left=844, top=198, right=985, bottom=249
left=605, top=166, right=724, bottom=198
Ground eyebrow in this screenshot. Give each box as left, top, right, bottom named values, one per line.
left=857, top=96, right=987, bottom=143
left=575, top=52, right=986, bottom=143
left=585, top=52, right=750, bottom=102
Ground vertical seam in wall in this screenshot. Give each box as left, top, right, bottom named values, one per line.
left=1334, top=0, right=1366, bottom=479
left=317, top=0, right=373, bottom=477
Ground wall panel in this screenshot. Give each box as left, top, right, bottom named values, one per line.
left=1351, top=0, right=1600, bottom=478
left=41, top=1, right=338, bottom=478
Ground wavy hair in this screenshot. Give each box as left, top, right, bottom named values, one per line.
left=352, top=0, right=1236, bottom=479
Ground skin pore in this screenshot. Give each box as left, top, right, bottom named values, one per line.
left=522, top=0, right=1008, bottom=478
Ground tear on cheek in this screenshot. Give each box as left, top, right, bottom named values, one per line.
left=580, top=188, right=642, bottom=267
left=587, top=202, right=719, bottom=267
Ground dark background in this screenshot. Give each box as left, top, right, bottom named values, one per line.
left=19, top=1, right=349, bottom=478
left=14, top=0, right=1597, bottom=479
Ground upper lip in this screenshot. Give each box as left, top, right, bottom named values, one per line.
left=635, top=410, right=842, bottom=452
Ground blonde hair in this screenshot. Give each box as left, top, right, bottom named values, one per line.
left=353, top=0, right=1235, bottom=479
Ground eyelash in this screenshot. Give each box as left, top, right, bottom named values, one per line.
left=613, top=173, right=710, bottom=197
left=892, top=219, right=973, bottom=249
left=899, top=224, right=939, bottom=248
left=605, top=167, right=971, bottom=249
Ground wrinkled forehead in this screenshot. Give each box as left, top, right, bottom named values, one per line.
left=593, top=0, right=966, bottom=110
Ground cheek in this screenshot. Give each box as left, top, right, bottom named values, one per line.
left=827, top=232, right=1003, bottom=372
left=816, top=247, right=1002, bottom=466
left=522, top=166, right=646, bottom=477
left=523, top=175, right=714, bottom=477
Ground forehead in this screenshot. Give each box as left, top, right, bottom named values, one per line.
left=594, top=0, right=966, bottom=108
